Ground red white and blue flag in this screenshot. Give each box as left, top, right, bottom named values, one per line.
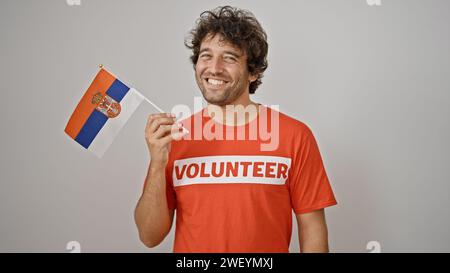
left=65, top=68, right=144, bottom=157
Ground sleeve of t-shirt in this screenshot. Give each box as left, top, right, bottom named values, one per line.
left=141, top=163, right=177, bottom=210
left=289, top=125, right=337, bottom=214
left=165, top=163, right=177, bottom=210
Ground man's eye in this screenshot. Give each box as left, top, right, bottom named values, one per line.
left=224, top=56, right=236, bottom=61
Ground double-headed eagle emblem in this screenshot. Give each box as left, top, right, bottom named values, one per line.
left=91, top=92, right=121, bottom=118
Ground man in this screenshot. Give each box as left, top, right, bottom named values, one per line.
left=134, top=6, right=337, bottom=253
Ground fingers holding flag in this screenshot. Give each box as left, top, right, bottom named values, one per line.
left=147, top=113, right=176, bottom=133
left=145, top=113, right=188, bottom=165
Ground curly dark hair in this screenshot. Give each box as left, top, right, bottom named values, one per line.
left=184, top=6, right=268, bottom=94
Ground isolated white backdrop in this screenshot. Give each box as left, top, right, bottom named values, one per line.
left=0, top=0, right=449, bottom=252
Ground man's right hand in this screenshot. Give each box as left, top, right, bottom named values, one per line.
left=145, top=113, right=187, bottom=168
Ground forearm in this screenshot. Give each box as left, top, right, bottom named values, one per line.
left=134, top=162, right=172, bottom=247
left=298, top=224, right=329, bottom=253
left=297, top=209, right=330, bottom=253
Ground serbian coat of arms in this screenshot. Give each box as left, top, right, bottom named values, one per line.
left=91, top=92, right=121, bottom=118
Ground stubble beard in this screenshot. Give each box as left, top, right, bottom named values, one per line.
left=196, top=73, right=248, bottom=107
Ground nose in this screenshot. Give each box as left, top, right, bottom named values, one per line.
left=208, top=56, right=225, bottom=74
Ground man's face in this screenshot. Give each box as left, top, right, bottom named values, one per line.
left=195, top=33, right=257, bottom=106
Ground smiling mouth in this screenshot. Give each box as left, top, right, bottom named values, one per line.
left=204, top=78, right=228, bottom=88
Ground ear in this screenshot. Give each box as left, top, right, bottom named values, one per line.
left=249, top=73, right=258, bottom=83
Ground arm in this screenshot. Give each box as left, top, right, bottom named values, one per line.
left=296, top=209, right=330, bottom=253
left=134, top=113, right=187, bottom=248
left=134, top=162, right=175, bottom=248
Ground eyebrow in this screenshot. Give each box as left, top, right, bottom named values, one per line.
left=199, top=48, right=242, bottom=58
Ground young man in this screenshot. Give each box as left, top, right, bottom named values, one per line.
left=134, top=6, right=337, bottom=253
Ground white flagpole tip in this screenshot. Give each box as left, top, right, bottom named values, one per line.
left=140, top=93, right=190, bottom=134
left=142, top=96, right=165, bottom=113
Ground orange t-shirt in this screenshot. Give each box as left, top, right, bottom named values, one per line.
left=163, top=105, right=337, bottom=252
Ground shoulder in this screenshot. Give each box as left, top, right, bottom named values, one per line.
left=265, top=106, right=314, bottom=138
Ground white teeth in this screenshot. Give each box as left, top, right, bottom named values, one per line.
left=207, top=78, right=225, bottom=85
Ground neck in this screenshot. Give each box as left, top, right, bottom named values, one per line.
left=206, top=90, right=260, bottom=126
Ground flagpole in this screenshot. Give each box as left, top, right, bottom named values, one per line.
left=141, top=96, right=165, bottom=113
left=139, top=93, right=190, bottom=134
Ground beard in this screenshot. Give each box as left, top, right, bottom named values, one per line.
left=195, top=73, right=248, bottom=106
